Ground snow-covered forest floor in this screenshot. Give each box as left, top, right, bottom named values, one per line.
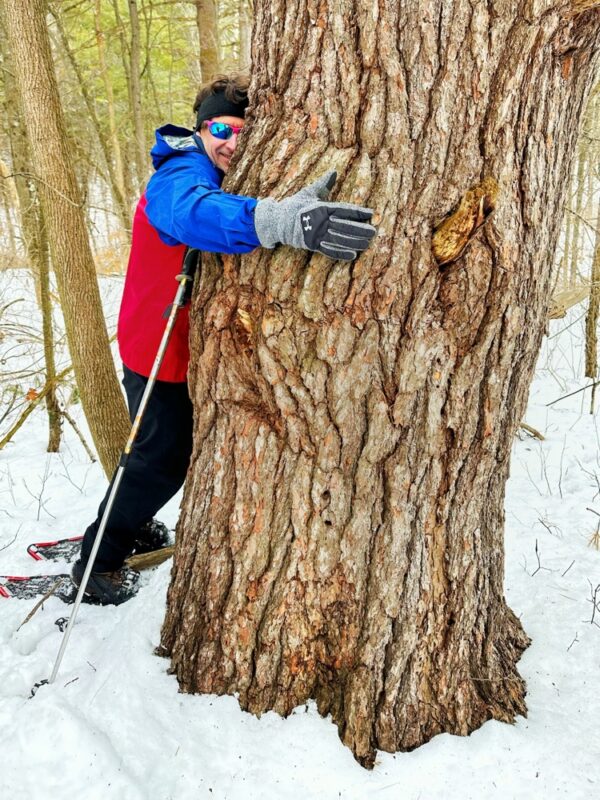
left=0, top=269, right=599, bottom=799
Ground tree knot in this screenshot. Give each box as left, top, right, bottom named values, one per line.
left=432, top=177, right=499, bottom=268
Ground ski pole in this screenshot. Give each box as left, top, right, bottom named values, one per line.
left=41, top=248, right=199, bottom=690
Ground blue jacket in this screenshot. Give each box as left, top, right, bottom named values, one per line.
left=117, top=125, right=260, bottom=382
left=145, top=124, right=260, bottom=253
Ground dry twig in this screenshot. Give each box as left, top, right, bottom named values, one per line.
left=519, top=422, right=545, bottom=440
left=17, top=578, right=64, bottom=630
left=61, top=408, right=96, bottom=463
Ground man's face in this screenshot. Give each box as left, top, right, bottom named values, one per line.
left=198, top=115, right=245, bottom=173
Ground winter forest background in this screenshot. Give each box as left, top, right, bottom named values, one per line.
left=0, top=1, right=599, bottom=457
left=1, top=0, right=249, bottom=258
left=0, top=1, right=600, bottom=798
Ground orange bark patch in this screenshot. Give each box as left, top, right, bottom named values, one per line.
left=246, top=580, right=259, bottom=601
left=471, top=72, right=482, bottom=103
left=289, top=652, right=303, bottom=675
left=238, top=620, right=250, bottom=647
left=252, top=501, right=265, bottom=534
left=483, top=397, right=493, bottom=438
left=561, top=54, right=573, bottom=80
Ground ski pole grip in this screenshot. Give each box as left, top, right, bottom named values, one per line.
left=175, top=248, right=200, bottom=308
left=180, top=248, right=199, bottom=279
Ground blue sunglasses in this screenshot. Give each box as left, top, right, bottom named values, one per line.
left=206, top=120, right=244, bottom=140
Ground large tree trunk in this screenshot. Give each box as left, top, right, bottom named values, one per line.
left=2, top=0, right=129, bottom=477
left=161, top=0, right=600, bottom=766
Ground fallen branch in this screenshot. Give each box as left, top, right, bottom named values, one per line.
left=126, top=545, right=175, bottom=570
left=547, top=285, right=589, bottom=320
left=519, top=422, right=545, bottom=440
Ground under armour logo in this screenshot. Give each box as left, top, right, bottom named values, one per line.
left=302, top=214, right=312, bottom=231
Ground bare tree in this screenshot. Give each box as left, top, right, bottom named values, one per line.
left=2, top=0, right=129, bottom=476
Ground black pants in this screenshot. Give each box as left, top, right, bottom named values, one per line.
left=81, top=365, right=193, bottom=572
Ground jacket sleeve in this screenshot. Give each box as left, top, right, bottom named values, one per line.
left=145, top=158, right=261, bottom=253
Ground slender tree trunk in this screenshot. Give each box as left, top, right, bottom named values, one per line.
left=139, top=2, right=162, bottom=122
left=582, top=87, right=598, bottom=220
left=585, top=198, right=600, bottom=409
left=2, top=0, right=129, bottom=477
left=238, top=0, right=252, bottom=71
left=37, top=217, right=62, bottom=451
left=0, top=156, right=19, bottom=224
left=108, top=0, right=136, bottom=202
left=562, top=178, right=572, bottom=288
left=0, top=21, right=61, bottom=451
left=94, top=0, right=131, bottom=230
left=161, top=0, right=600, bottom=766
left=0, top=157, right=19, bottom=259
left=195, top=0, right=220, bottom=81
left=51, top=9, right=132, bottom=238
left=569, top=142, right=587, bottom=284
left=127, top=0, right=147, bottom=191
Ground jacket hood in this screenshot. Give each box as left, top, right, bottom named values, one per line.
left=150, top=124, right=210, bottom=170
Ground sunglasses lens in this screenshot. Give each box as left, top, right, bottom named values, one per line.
left=209, top=122, right=233, bottom=140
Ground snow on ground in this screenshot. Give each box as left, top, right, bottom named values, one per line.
left=0, top=270, right=599, bottom=800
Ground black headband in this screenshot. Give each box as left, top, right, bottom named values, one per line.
left=195, top=92, right=248, bottom=130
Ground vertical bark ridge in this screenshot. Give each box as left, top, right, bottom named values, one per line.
left=161, top=0, right=600, bottom=766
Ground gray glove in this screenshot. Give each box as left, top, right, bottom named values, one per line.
left=254, top=171, right=376, bottom=261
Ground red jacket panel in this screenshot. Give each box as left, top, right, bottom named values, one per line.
left=117, top=194, right=189, bottom=382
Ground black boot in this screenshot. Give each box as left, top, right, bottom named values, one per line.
left=133, top=519, right=173, bottom=555
left=71, top=559, right=140, bottom=605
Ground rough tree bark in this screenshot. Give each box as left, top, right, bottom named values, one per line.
left=161, top=0, right=600, bottom=766
left=2, top=0, right=129, bottom=477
